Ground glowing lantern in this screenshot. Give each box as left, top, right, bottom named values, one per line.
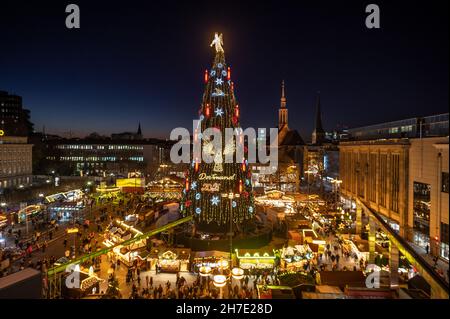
left=231, top=267, right=244, bottom=280
left=235, top=104, right=239, bottom=117
left=199, top=266, right=212, bottom=277
left=217, top=259, right=229, bottom=269
left=205, top=104, right=210, bottom=117
left=239, top=179, right=243, bottom=193
left=204, top=69, right=208, bottom=83
left=185, top=177, right=190, bottom=191
left=213, top=275, right=227, bottom=287
left=227, top=67, right=231, bottom=80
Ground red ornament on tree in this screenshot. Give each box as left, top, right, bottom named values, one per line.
left=232, top=116, right=238, bottom=125
left=185, top=200, right=192, bottom=207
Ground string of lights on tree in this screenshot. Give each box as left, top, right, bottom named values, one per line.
left=180, top=35, right=255, bottom=227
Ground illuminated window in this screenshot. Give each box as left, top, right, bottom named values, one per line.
left=441, top=223, right=449, bottom=260
left=389, top=127, right=399, bottom=134
left=442, top=172, right=449, bottom=193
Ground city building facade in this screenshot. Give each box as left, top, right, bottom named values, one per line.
left=0, top=90, right=33, bottom=137
left=340, top=113, right=449, bottom=260
left=0, top=136, right=33, bottom=190
left=41, top=137, right=171, bottom=178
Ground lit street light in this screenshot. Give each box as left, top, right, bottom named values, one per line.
left=221, top=192, right=240, bottom=267
left=231, top=267, right=244, bottom=280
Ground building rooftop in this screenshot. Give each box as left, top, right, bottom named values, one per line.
left=347, top=113, right=449, bottom=141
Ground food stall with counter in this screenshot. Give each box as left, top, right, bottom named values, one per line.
left=103, top=219, right=146, bottom=266
left=62, top=267, right=104, bottom=299
left=235, top=249, right=276, bottom=270
left=192, top=251, right=230, bottom=273
left=146, top=248, right=191, bottom=273
left=281, top=245, right=314, bottom=271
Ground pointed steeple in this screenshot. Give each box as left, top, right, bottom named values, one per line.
left=278, top=80, right=288, bottom=130
left=137, top=122, right=142, bottom=136
left=280, top=80, right=286, bottom=109
left=312, top=92, right=325, bottom=145
left=315, top=93, right=324, bottom=133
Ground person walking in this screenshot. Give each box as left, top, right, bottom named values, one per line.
left=426, top=244, right=430, bottom=255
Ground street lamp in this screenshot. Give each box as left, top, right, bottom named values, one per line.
left=221, top=192, right=240, bottom=267
left=213, top=274, right=227, bottom=287
left=231, top=267, right=244, bottom=280
left=213, top=274, right=227, bottom=298
left=199, top=266, right=212, bottom=277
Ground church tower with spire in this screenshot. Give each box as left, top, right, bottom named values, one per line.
left=137, top=122, right=142, bottom=138
left=278, top=80, right=288, bottom=130
left=311, top=93, right=325, bottom=145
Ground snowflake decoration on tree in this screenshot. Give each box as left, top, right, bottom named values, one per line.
left=215, top=78, right=223, bottom=85
left=211, top=196, right=220, bottom=206
left=191, top=181, right=197, bottom=190
left=214, top=107, right=224, bottom=117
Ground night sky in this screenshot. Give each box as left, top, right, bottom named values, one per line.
left=0, top=0, right=448, bottom=140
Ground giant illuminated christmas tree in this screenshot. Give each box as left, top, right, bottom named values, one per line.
left=180, top=33, right=255, bottom=233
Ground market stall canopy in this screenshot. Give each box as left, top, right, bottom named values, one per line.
left=288, top=230, right=301, bottom=242
left=308, top=243, right=320, bottom=253
left=316, top=285, right=343, bottom=294
left=318, top=271, right=366, bottom=289
left=150, top=248, right=191, bottom=260
left=193, top=250, right=229, bottom=259
left=257, top=285, right=295, bottom=299
left=408, top=274, right=431, bottom=295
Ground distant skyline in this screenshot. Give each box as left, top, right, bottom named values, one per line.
left=0, top=1, right=448, bottom=140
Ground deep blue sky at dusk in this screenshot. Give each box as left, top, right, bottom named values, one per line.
left=0, top=0, right=448, bottom=140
